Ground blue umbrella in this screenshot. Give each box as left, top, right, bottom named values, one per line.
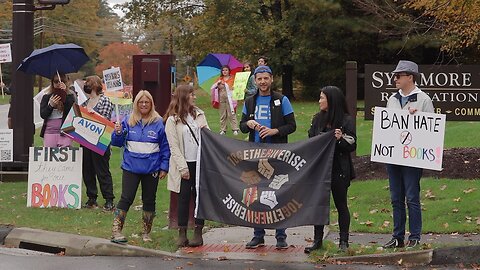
left=17, top=43, right=89, bottom=79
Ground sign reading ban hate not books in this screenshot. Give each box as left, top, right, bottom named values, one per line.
left=371, top=107, right=446, bottom=171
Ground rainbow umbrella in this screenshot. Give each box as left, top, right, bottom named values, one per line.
left=196, top=53, right=243, bottom=91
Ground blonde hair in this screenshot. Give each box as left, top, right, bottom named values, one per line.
left=128, top=90, right=161, bottom=127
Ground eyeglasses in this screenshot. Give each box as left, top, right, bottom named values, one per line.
left=393, top=73, right=411, bottom=79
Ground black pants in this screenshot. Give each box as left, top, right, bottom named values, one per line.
left=178, top=162, right=204, bottom=227
left=117, top=169, right=159, bottom=212
left=331, top=175, right=350, bottom=236
left=82, top=146, right=114, bottom=202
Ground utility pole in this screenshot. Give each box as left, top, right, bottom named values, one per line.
left=11, top=0, right=35, bottom=163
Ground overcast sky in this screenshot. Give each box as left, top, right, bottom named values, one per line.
left=107, top=0, right=130, bottom=16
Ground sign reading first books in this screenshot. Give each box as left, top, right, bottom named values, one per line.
left=371, top=107, right=446, bottom=171
left=27, top=147, right=83, bottom=209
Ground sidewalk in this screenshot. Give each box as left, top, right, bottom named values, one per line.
left=2, top=225, right=479, bottom=266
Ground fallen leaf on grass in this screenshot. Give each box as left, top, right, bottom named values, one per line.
left=353, top=212, right=359, bottom=219
left=477, top=217, right=480, bottom=225
left=360, top=221, right=374, bottom=226
left=440, top=185, right=447, bottom=191
left=369, top=209, right=378, bottom=214
left=382, top=221, right=390, bottom=228
left=443, top=223, right=449, bottom=228
left=380, top=208, right=390, bottom=213
left=452, top=208, right=459, bottom=213
left=349, top=196, right=357, bottom=200
left=397, top=258, right=403, bottom=265
left=424, top=189, right=436, bottom=199
left=453, top=197, right=461, bottom=202
left=463, top=188, right=476, bottom=194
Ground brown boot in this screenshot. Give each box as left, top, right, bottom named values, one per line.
left=142, top=211, right=155, bottom=242
left=188, top=225, right=204, bottom=247
left=111, top=209, right=127, bottom=244
left=177, top=226, right=188, bottom=247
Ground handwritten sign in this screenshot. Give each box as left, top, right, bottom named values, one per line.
left=0, top=43, right=12, bottom=63
left=371, top=107, right=446, bottom=171
left=103, top=67, right=124, bottom=92
left=27, top=147, right=83, bottom=209
left=0, top=129, right=13, bottom=162
left=232, top=71, right=251, bottom=100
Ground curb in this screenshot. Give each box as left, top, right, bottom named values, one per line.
left=431, top=245, right=480, bottom=265
left=332, top=249, right=433, bottom=267
left=4, top=227, right=174, bottom=257
left=0, top=225, right=14, bottom=245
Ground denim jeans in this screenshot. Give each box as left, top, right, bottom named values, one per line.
left=386, top=164, right=423, bottom=241
left=253, top=228, right=287, bottom=240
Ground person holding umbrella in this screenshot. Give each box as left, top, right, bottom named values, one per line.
left=211, top=78, right=239, bottom=135
left=81, top=75, right=115, bottom=211
left=39, top=73, right=76, bottom=147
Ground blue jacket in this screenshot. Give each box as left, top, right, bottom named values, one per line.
left=111, top=115, right=170, bottom=175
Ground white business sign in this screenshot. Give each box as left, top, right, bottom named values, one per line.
left=27, top=147, right=83, bottom=209
left=0, top=129, right=13, bottom=161
left=371, top=107, right=446, bottom=171
left=103, top=67, right=124, bottom=92
left=0, top=43, right=12, bottom=63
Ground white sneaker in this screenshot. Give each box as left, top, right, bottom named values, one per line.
left=233, top=131, right=239, bottom=136
left=220, top=131, right=226, bottom=135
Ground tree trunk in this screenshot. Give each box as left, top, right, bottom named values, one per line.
left=281, top=64, right=294, bottom=100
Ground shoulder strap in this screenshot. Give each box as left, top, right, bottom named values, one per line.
left=185, top=122, right=199, bottom=146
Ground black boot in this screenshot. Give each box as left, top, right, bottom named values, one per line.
left=304, top=225, right=324, bottom=254
left=339, top=231, right=349, bottom=251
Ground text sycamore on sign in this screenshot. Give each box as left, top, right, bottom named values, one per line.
left=196, top=129, right=336, bottom=228
left=365, top=65, right=480, bottom=121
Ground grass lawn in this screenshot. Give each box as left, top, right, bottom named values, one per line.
left=0, top=90, right=478, bottom=254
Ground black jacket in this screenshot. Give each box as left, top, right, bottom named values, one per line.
left=308, top=113, right=356, bottom=184
left=40, top=91, right=76, bottom=138
left=240, top=91, right=296, bottom=143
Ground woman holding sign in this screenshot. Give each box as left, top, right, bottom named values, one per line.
left=304, top=86, right=356, bottom=253
left=110, top=90, right=170, bottom=244
left=164, top=84, right=209, bottom=247
left=81, top=75, right=115, bottom=211
left=40, top=73, right=76, bottom=147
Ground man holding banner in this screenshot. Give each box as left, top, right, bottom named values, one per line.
left=239, top=65, right=296, bottom=249
left=383, top=60, right=434, bottom=249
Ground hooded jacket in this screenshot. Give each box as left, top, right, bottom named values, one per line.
left=111, top=115, right=170, bottom=175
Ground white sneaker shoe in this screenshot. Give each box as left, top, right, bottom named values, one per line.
left=220, top=131, right=226, bottom=135
left=233, top=131, right=239, bottom=136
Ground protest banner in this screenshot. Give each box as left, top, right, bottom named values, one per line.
left=0, top=129, right=13, bottom=162
left=196, top=129, right=336, bottom=228
left=371, top=107, right=446, bottom=171
left=61, top=104, right=115, bottom=156
left=232, top=71, right=251, bottom=100
left=103, top=67, right=124, bottom=92
left=0, top=43, right=12, bottom=98
left=27, top=147, right=83, bottom=209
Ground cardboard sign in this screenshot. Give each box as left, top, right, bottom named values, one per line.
left=61, top=105, right=115, bottom=156
left=0, top=129, right=13, bottom=161
left=103, top=67, right=124, bottom=92
left=0, top=43, right=12, bottom=63
left=27, top=147, right=83, bottom=209
left=232, top=71, right=251, bottom=100
left=371, top=107, right=446, bottom=171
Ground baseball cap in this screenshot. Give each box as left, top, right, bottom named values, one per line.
left=254, top=65, right=272, bottom=76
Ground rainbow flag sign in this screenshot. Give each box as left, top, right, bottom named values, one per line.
left=61, top=104, right=115, bottom=156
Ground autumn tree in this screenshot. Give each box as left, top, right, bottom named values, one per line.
left=95, top=42, right=143, bottom=85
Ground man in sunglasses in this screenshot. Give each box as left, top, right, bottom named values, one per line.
left=240, top=65, right=296, bottom=250
left=383, top=60, right=434, bottom=249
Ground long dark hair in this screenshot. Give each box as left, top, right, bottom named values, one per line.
left=318, top=86, right=349, bottom=130
left=164, top=84, right=196, bottom=124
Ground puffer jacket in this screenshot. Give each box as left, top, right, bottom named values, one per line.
left=111, top=115, right=170, bottom=175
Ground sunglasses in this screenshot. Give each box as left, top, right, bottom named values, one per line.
left=393, top=73, right=411, bottom=79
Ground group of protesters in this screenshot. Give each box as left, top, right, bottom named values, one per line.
left=38, top=58, right=432, bottom=252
